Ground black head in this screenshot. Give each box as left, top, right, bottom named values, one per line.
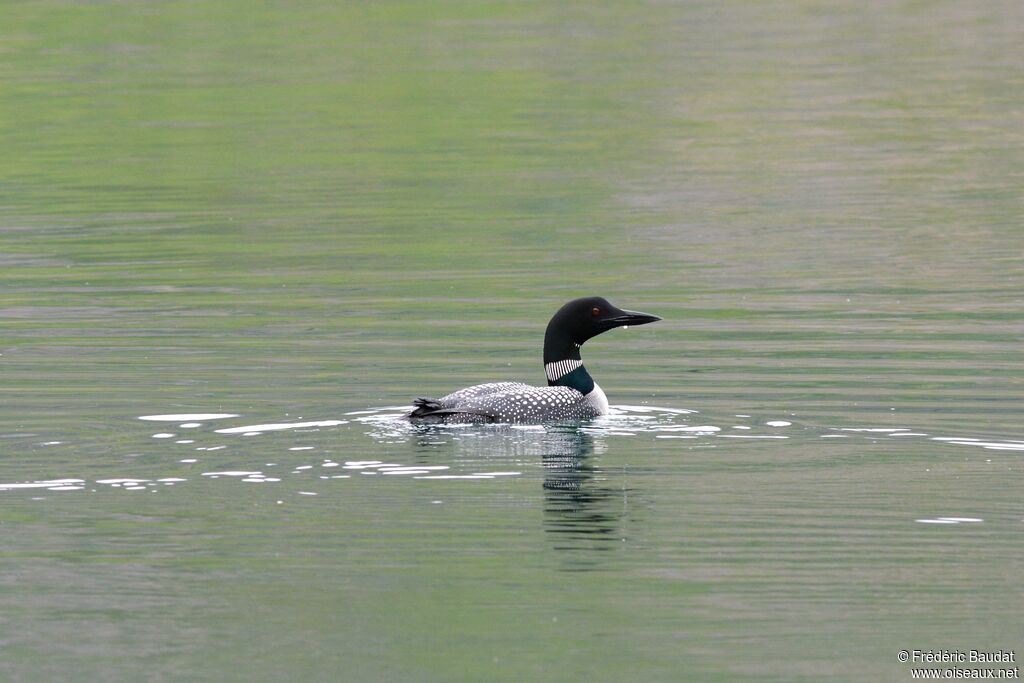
left=543, top=296, right=661, bottom=363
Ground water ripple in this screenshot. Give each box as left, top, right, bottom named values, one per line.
left=1, top=406, right=1020, bottom=537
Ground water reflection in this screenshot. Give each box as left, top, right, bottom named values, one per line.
left=409, top=423, right=633, bottom=570
left=539, top=428, right=633, bottom=571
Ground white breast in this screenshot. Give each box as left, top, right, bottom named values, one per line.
left=584, top=382, right=609, bottom=415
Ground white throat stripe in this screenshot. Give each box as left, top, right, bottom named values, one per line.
left=545, top=359, right=583, bottom=382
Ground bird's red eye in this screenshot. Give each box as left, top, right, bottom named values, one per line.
left=591, top=307, right=601, bottom=317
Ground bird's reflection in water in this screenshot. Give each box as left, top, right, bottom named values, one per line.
left=541, top=426, right=633, bottom=572
left=408, top=423, right=635, bottom=571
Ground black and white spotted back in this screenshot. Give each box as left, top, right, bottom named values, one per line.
left=409, top=381, right=601, bottom=423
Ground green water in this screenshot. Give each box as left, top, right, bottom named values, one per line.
left=2, top=2, right=1023, bottom=681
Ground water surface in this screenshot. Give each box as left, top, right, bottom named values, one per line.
left=2, top=1, right=1023, bottom=681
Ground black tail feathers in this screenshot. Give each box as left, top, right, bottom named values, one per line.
left=409, top=397, right=444, bottom=418
left=408, top=397, right=495, bottom=422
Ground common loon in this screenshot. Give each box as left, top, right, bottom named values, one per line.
left=408, top=297, right=661, bottom=423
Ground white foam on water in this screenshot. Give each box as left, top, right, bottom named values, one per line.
left=655, top=425, right=721, bottom=433
left=933, top=438, right=1024, bottom=451
left=716, top=435, right=789, bottom=439
left=298, top=491, right=317, bottom=496
left=215, top=420, right=347, bottom=434
left=381, top=465, right=448, bottom=472
left=916, top=517, right=984, bottom=524
left=201, top=471, right=262, bottom=477
left=140, top=413, right=239, bottom=421
left=179, top=458, right=198, bottom=463
left=472, top=471, right=520, bottom=476
left=97, top=478, right=148, bottom=484
left=152, top=433, right=175, bottom=439
left=615, top=405, right=698, bottom=414
left=655, top=435, right=697, bottom=439
left=175, top=440, right=194, bottom=444
left=158, top=478, right=186, bottom=483
left=179, top=423, right=202, bottom=428
left=2, top=479, right=87, bottom=491
left=838, top=428, right=909, bottom=433
left=354, top=415, right=397, bottom=423
left=732, top=426, right=751, bottom=430
left=47, top=486, right=83, bottom=491
left=414, top=474, right=495, bottom=480
left=344, top=462, right=402, bottom=469
left=289, top=446, right=315, bottom=451
left=765, top=421, right=792, bottom=427
left=381, top=469, right=433, bottom=475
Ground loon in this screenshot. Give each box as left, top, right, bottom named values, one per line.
left=408, top=297, right=661, bottom=423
